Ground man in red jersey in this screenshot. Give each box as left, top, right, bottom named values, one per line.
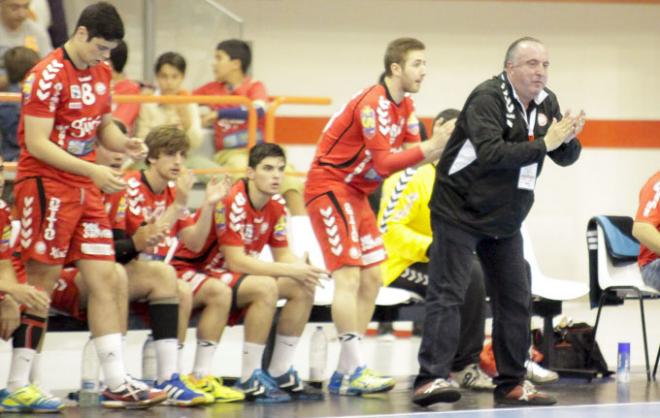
left=109, top=40, right=141, bottom=135
left=194, top=39, right=305, bottom=215
left=633, top=171, right=660, bottom=290
left=304, top=37, right=451, bottom=396
left=122, top=125, right=244, bottom=404
left=9, top=2, right=165, bottom=410
left=172, top=143, right=326, bottom=403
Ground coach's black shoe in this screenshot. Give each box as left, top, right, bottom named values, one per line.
left=412, top=378, right=461, bottom=407
left=494, top=381, right=557, bottom=406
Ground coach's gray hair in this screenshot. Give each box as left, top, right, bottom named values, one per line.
left=503, top=37, right=543, bottom=68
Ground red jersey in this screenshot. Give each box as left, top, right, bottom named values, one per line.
left=172, top=179, right=288, bottom=271
left=111, top=78, right=141, bottom=135
left=193, top=77, right=268, bottom=151
left=17, top=48, right=112, bottom=188
left=306, top=83, right=421, bottom=196
left=635, top=171, right=660, bottom=267
left=123, top=171, right=194, bottom=260
left=0, top=200, right=13, bottom=260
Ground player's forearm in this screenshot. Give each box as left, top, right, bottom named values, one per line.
left=633, top=222, right=660, bottom=255
left=225, top=252, right=291, bottom=277
left=180, top=203, right=214, bottom=252
left=26, top=134, right=96, bottom=177
left=98, top=117, right=130, bottom=152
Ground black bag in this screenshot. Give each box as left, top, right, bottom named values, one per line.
left=533, top=322, right=612, bottom=376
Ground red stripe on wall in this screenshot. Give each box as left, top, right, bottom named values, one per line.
left=273, top=117, right=660, bottom=148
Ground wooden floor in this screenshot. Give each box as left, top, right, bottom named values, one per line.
left=23, top=374, right=659, bottom=418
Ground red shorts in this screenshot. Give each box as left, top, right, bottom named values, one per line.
left=306, top=188, right=386, bottom=271
left=50, top=267, right=86, bottom=320
left=177, top=267, right=246, bottom=325
left=15, top=177, right=115, bottom=265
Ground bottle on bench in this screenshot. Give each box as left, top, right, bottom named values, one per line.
left=80, top=338, right=100, bottom=407
left=309, top=326, right=328, bottom=389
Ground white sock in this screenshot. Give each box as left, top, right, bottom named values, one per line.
left=192, top=340, right=217, bottom=379
left=30, top=352, right=42, bottom=386
left=154, top=338, right=178, bottom=384
left=177, top=343, right=185, bottom=375
left=337, top=332, right=363, bottom=375
left=268, top=334, right=299, bottom=378
left=94, top=333, right=127, bottom=390
left=241, top=342, right=265, bottom=382
left=7, top=348, right=36, bottom=392
left=121, top=334, right=127, bottom=362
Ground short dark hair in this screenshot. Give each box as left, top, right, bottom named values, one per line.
left=154, top=51, right=186, bottom=75
left=504, top=36, right=542, bottom=68
left=383, top=37, right=425, bottom=77
left=4, top=47, right=39, bottom=84
left=75, top=1, right=124, bottom=42
left=144, top=125, right=190, bottom=165
left=248, top=143, right=286, bottom=169
left=109, top=39, right=128, bottom=72
left=216, top=39, right=251, bottom=74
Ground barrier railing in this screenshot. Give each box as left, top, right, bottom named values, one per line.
left=265, top=96, right=331, bottom=142
left=0, top=92, right=258, bottom=146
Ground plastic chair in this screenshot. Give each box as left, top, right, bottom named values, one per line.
left=586, top=215, right=660, bottom=381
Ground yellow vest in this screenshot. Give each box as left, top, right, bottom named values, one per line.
left=378, top=164, right=435, bottom=286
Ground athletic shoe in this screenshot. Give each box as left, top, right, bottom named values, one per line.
left=0, top=384, right=65, bottom=413
left=272, top=367, right=324, bottom=401
left=494, top=380, right=557, bottom=406
left=452, top=363, right=496, bottom=391
left=525, top=360, right=560, bottom=384
left=101, top=378, right=167, bottom=409
left=412, top=378, right=461, bottom=407
left=187, top=374, right=243, bottom=403
left=236, top=369, right=291, bottom=403
left=328, top=366, right=396, bottom=396
left=155, top=373, right=209, bottom=407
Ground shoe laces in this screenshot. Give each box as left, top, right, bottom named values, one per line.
left=520, top=380, right=539, bottom=399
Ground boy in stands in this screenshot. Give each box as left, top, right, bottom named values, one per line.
left=172, top=143, right=326, bottom=403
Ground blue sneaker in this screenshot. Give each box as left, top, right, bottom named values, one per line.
left=328, top=366, right=395, bottom=396
left=155, top=373, right=209, bottom=407
left=272, top=368, right=324, bottom=401
left=0, top=384, right=65, bottom=413
left=236, top=369, right=291, bottom=403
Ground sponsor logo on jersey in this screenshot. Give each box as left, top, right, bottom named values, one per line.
left=360, top=106, right=376, bottom=139
left=94, top=82, right=107, bottom=95
left=537, top=113, right=548, bottom=127
left=66, top=138, right=95, bottom=156
left=70, top=85, right=81, bottom=99
left=215, top=205, right=227, bottom=232
left=22, top=73, right=35, bottom=100
left=273, top=216, right=287, bottom=241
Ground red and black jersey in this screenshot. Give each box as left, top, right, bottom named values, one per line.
left=17, top=47, right=112, bottom=188
left=172, top=179, right=288, bottom=271
left=123, top=171, right=194, bottom=260
left=306, top=83, right=421, bottom=196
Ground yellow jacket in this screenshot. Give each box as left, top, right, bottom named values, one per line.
left=378, top=164, right=434, bottom=286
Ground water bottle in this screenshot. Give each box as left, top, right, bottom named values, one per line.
left=309, top=326, right=327, bottom=389
left=142, top=334, right=157, bottom=384
left=617, top=342, right=631, bottom=383
left=79, top=338, right=100, bottom=407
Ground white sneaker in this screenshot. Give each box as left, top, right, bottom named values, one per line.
left=451, top=363, right=495, bottom=391
left=525, top=360, right=559, bottom=384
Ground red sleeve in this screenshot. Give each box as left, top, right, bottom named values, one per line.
left=173, top=209, right=196, bottom=235
left=112, top=81, right=141, bottom=130
left=403, top=100, right=422, bottom=144
left=0, top=205, right=13, bottom=260
left=21, top=65, right=62, bottom=118
left=105, top=191, right=127, bottom=231
left=248, top=81, right=268, bottom=102
left=635, top=175, right=660, bottom=227
left=268, top=206, right=289, bottom=248
left=218, top=195, right=244, bottom=247
left=193, top=83, right=211, bottom=96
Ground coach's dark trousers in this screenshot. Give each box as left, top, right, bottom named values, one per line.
left=415, top=217, right=530, bottom=395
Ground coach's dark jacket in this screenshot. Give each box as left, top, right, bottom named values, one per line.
left=430, top=72, right=581, bottom=237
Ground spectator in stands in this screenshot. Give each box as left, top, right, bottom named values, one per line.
left=379, top=109, right=494, bottom=392
left=194, top=39, right=306, bottom=215
left=415, top=37, right=583, bottom=407
left=109, top=40, right=140, bottom=135
left=0, top=46, right=38, bottom=161
left=172, top=143, right=326, bottom=403
left=0, top=0, right=52, bottom=89
left=135, top=51, right=220, bottom=177
left=632, top=171, right=660, bottom=290
left=305, top=38, right=450, bottom=397
left=123, top=125, right=244, bottom=404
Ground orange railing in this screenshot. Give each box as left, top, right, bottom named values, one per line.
left=0, top=92, right=258, bottom=146
left=265, top=96, right=331, bottom=142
